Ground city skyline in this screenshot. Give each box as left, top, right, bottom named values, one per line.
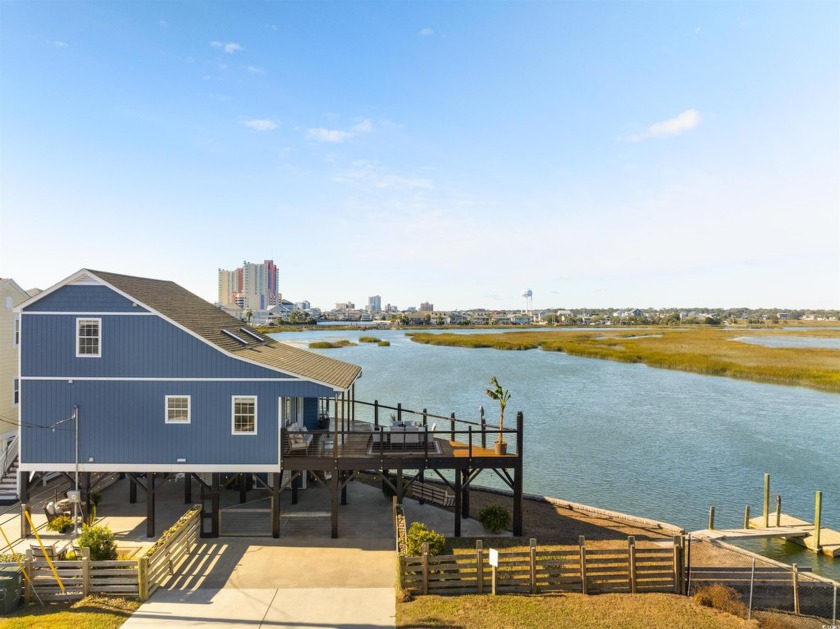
left=1, top=2, right=838, bottom=310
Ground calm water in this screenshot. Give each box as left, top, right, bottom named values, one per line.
left=735, top=335, right=840, bottom=350
left=274, top=329, right=840, bottom=579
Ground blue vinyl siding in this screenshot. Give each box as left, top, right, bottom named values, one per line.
left=303, top=398, right=319, bottom=429
left=21, top=314, right=298, bottom=379
left=21, top=380, right=329, bottom=467
left=27, top=285, right=147, bottom=313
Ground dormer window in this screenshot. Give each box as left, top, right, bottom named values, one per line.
left=76, top=318, right=101, bottom=357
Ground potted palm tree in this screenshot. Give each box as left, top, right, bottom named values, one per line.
left=485, top=376, right=511, bottom=454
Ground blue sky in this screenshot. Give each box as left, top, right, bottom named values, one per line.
left=1, top=1, right=838, bottom=310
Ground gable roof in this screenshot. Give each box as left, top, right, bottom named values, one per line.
left=25, top=269, right=362, bottom=391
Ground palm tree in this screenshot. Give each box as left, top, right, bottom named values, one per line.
left=485, top=376, right=511, bottom=452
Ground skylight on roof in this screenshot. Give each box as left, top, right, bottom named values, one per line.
left=222, top=329, right=249, bottom=345
left=240, top=328, right=264, bottom=342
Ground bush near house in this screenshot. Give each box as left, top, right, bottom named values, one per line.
left=477, top=503, right=511, bottom=533
left=406, top=522, right=447, bottom=556
left=77, top=524, right=117, bottom=561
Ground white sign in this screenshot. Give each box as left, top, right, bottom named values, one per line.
left=488, top=548, right=499, bottom=567
left=67, top=490, right=81, bottom=504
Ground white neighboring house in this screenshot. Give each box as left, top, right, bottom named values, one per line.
left=0, top=278, right=34, bottom=502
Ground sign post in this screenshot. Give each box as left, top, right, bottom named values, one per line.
left=488, top=548, right=499, bottom=595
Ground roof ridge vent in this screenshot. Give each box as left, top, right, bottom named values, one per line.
left=222, top=329, right=249, bottom=345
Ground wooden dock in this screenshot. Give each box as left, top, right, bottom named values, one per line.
left=749, top=514, right=840, bottom=558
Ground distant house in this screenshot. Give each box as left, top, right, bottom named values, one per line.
left=16, top=269, right=361, bottom=535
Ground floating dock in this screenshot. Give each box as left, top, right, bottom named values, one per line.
left=748, top=514, right=840, bottom=558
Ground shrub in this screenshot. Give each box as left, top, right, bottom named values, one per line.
left=46, top=514, right=74, bottom=534
left=359, top=336, right=381, bottom=343
left=78, top=524, right=117, bottom=560
left=477, top=503, right=511, bottom=533
left=693, top=584, right=748, bottom=619
left=406, top=522, right=447, bottom=556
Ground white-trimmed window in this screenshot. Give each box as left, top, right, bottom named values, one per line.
left=165, top=396, right=190, bottom=424
left=76, top=318, right=101, bottom=357
left=232, top=396, right=257, bottom=435
left=280, top=397, right=303, bottom=427
left=13, top=317, right=20, bottom=347
left=13, top=379, right=19, bottom=406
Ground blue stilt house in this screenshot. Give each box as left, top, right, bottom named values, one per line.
left=16, top=269, right=361, bottom=536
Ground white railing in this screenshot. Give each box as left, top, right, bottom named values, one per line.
left=0, top=434, right=19, bottom=479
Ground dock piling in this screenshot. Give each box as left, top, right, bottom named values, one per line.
left=814, top=490, right=822, bottom=551
left=763, top=473, right=770, bottom=528
left=743, top=506, right=750, bottom=530
left=708, top=506, right=715, bottom=531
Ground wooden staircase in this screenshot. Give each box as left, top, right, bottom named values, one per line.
left=0, top=456, right=18, bottom=505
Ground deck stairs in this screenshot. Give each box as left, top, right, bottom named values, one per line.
left=0, top=456, right=18, bottom=505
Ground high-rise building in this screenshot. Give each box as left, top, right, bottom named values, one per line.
left=419, top=301, right=434, bottom=312
left=367, top=295, right=382, bottom=312
left=218, top=260, right=278, bottom=309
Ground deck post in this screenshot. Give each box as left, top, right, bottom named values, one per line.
left=814, top=490, right=822, bottom=551
left=454, top=467, right=462, bottom=537
left=763, top=473, right=770, bottom=528
left=374, top=400, right=379, bottom=429
left=271, top=472, right=281, bottom=538
left=461, top=469, right=470, bottom=519
left=146, top=472, right=155, bottom=538
left=480, top=406, right=486, bottom=449
left=19, top=470, right=30, bottom=538
left=184, top=473, right=192, bottom=504
left=129, top=474, right=137, bottom=503
left=396, top=469, right=403, bottom=505
left=239, top=473, right=247, bottom=504
left=422, top=408, right=427, bottom=427
left=512, top=411, right=524, bottom=536
left=341, top=472, right=348, bottom=505
left=397, top=403, right=402, bottom=424
left=450, top=413, right=455, bottom=440
left=330, top=465, right=339, bottom=539
left=211, top=473, right=220, bottom=537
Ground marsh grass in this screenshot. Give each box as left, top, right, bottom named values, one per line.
left=308, top=339, right=357, bottom=349
left=359, top=336, right=382, bottom=343
left=409, top=329, right=840, bottom=393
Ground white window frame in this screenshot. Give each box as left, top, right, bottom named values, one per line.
left=76, top=318, right=102, bottom=357
left=232, top=395, right=258, bottom=435
left=165, top=395, right=191, bottom=424
left=13, top=378, right=19, bottom=406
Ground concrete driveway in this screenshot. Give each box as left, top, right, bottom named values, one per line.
left=123, top=481, right=396, bottom=629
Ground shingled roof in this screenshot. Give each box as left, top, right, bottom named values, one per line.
left=87, top=270, right=362, bottom=390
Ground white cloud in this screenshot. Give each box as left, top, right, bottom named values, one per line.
left=244, top=119, right=278, bottom=131
left=353, top=119, right=373, bottom=133
left=246, top=65, right=265, bottom=74
left=631, top=109, right=701, bottom=141
left=333, top=161, right=433, bottom=190
left=419, top=28, right=433, bottom=37
left=211, top=41, right=242, bottom=54
left=53, top=41, right=69, bottom=48
left=307, top=128, right=353, bottom=143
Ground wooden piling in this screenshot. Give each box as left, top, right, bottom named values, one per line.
left=628, top=536, right=637, bottom=594
left=744, top=506, right=751, bottom=530
left=579, top=535, right=588, bottom=595
left=814, top=490, right=822, bottom=551
left=763, top=473, right=770, bottom=528
left=708, top=506, right=715, bottom=530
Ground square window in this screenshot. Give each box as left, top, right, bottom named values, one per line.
left=165, top=396, right=190, bottom=424
left=76, top=318, right=101, bottom=357
left=232, top=396, right=257, bottom=435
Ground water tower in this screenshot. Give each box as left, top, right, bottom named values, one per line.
left=521, top=289, right=533, bottom=314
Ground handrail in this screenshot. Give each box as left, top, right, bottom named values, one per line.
left=0, top=434, right=19, bottom=479
left=353, top=399, right=495, bottom=428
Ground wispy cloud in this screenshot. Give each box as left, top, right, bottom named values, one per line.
left=211, top=41, right=242, bottom=54
left=246, top=65, right=265, bottom=75
left=243, top=119, right=277, bottom=131
left=159, top=20, right=169, bottom=28
left=333, top=161, right=433, bottom=190
left=307, top=119, right=373, bottom=143
left=419, top=28, right=433, bottom=37
left=630, top=109, right=701, bottom=141
left=53, top=41, right=69, bottom=48
left=308, top=128, right=352, bottom=143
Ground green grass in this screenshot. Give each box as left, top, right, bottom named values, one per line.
left=409, top=328, right=840, bottom=393
left=378, top=340, right=391, bottom=346
left=308, top=339, right=357, bottom=349
left=0, top=596, right=141, bottom=629
left=359, top=336, right=382, bottom=343
left=397, top=592, right=759, bottom=629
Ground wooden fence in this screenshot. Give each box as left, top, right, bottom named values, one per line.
left=24, top=547, right=139, bottom=601
left=402, top=535, right=684, bottom=596
left=21, top=504, right=201, bottom=602
left=139, top=505, right=201, bottom=600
